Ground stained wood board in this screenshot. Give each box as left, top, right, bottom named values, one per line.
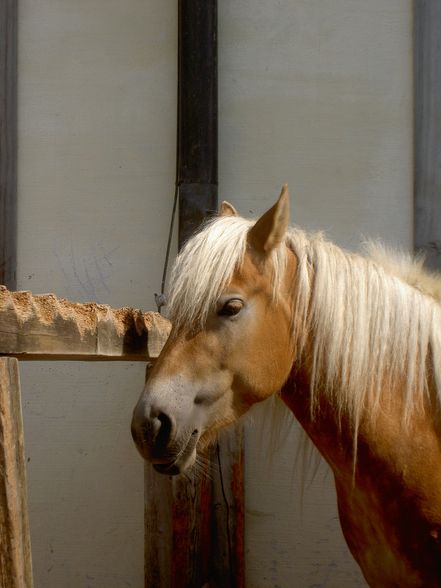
left=0, top=286, right=170, bottom=361
left=0, top=357, right=33, bottom=588
left=144, top=426, right=244, bottom=588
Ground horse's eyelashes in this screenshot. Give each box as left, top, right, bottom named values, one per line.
left=218, top=299, right=244, bottom=317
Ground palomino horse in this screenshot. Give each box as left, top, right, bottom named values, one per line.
left=132, top=186, right=441, bottom=587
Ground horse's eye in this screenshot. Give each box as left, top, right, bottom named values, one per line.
left=218, top=299, right=244, bottom=317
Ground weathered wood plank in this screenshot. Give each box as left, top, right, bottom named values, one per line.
left=0, top=286, right=171, bottom=361
left=414, top=0, right=441, bottom=270
left=178, top=0, right=218, bottom=247
left=0, top=358, right=33, bottom=588
left=170, top=461, right=212, bottom=588
left=0, top=0, right=17, bottom=290
left=211, top=427, right=245, bottom=588
left=144, top=426, right=244, bottom=588
left=144, top=468, right=173, bottom=587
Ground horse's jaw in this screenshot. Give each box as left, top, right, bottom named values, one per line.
left=152, top=428, right=200, bottom=475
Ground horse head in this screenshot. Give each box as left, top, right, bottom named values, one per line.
left=131, top=186, right=296, bottom=474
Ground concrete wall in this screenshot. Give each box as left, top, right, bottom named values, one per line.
left=17, top=1, right=412, bottom=586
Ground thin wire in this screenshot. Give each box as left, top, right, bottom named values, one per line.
left=216, top=441, right=234, bottom=586
left=155, top=12, right=181, bottom=315
left=156, top=183, right=179, bottom=313
left=155, top=7, right=181, bottom=314
left=161, top=183, right=179, bottom=297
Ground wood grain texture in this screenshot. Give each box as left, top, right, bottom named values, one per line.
left=211, top=427, right=245, bottom=588
left=177, top=0, right=218, bottom=247
left=0, top=0, right=17, bottom=290
left=415, top=0, right=441, bottom=270
left=144, top=468, right=173, bottom=587
left=0, top=357, right=33, bottom=588
left=144, top=426, right=244, bottom=588
left=0, top=286, right=171, bottom=361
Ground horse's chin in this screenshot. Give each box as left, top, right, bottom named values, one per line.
left=153, top=429, right=199, bottom=476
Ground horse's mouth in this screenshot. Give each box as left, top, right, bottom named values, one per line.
left=153, top=429, right=199, bottom=476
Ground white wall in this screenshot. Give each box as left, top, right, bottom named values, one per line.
left=17, top=1, right=413, bottom=587
left=17, top=2, right=177, bottom=586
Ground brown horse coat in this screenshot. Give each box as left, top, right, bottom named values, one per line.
left=132, top=187, right=441, bottom=586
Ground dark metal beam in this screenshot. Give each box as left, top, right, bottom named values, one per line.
left=414, top=0, right=441, bottom=270
left=177, top=0, right=218, bottom=247
left=0, top=0, right=17, bottom=289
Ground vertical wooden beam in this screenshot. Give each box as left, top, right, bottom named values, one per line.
left=177, top=0, right=218, bottom=247
left=0, top=357, right=33, bottom=588
left=210, top=428, right=245, bottom=588
left=0, top=0, right=18, bottom=289
left=414, top=0, right=441, bottom=269
left=145, top=2, right=245, bottom=585
left=145, top=433, right=244, bottom=588
left=144, top=471, right=173, bottom=587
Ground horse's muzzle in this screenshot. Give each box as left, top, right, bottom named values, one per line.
left=131, top=402, right=177, bottom=462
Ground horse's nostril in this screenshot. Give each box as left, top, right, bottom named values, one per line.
left=154, top=412, right=175, bottom=448
left=131, top=404, right=176, bottom=456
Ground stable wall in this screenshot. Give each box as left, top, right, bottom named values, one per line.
left=17, top=2, right=177, bottom=586
left=219, top=2, right=412, bottom=585
left=17, top=1, right=412, bottom=586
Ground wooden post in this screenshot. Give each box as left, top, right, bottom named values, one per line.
left=211, top=428, right=245, bottom=588
left=0, top=357, right=33, bottom=588
left=144, top=432, right=244, bottom=588
left=0, top=0, right=17, bottom=290
left=145, top=2, right=245, bottom=586
left=414, top=0, right=441, bottom=269
left=177, top=0, right=218, bottom=247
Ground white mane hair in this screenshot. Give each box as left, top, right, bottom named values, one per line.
left=168, top=214, right=441, bottom=430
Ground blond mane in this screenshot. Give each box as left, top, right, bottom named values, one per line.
left=168, top=215, right=441, bottom=430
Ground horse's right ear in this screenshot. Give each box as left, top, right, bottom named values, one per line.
left=248, top=184, right=289, bottom=255
left=219, top=201, right=238, bottom=217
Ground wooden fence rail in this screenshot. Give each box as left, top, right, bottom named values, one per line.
left=0, top=286, right=170, bottom=361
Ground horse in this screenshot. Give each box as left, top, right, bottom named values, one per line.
left=131, top=185, right=441, bottom=587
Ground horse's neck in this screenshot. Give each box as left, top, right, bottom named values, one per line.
left=279, top=370, right=353, bottom=476
left=281, top=369, right=441, bottom=587
left=280, top=366, right=439, bottom=479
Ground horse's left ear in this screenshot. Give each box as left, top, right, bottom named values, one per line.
left=248, top=184, right=289, bottom=255
left=219, top=201, right=238, bottom=217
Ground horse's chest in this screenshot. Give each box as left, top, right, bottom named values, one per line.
left=281, top=380, right=441, bottom=585
left=334, top=469, right=441, bottom=587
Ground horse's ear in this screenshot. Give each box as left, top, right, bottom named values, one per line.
left=248, top=184, right=289, bottom=255
left=219, top=201, right=238, bottom=217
